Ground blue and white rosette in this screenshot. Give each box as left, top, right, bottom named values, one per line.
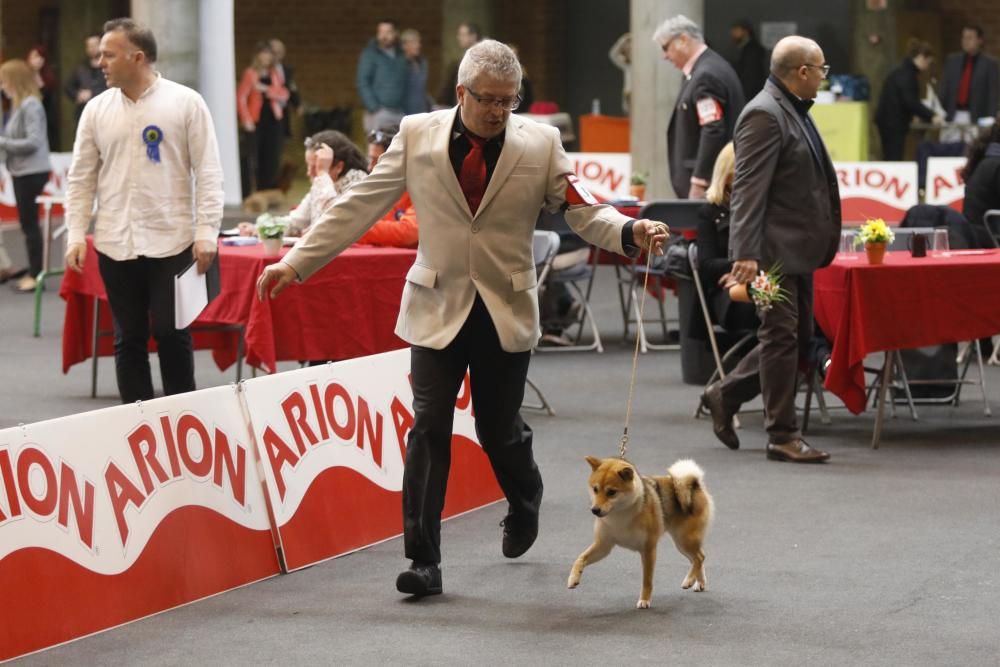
left=142, top=125, right=164, bottom=163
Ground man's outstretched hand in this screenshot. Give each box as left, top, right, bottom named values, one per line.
left=257, top=262, right=299, bottom=301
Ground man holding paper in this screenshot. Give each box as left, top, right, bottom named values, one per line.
left=64, top=18, right=224, bottom=403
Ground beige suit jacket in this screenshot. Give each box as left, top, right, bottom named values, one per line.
left=282, top=107, right=632, bottom=352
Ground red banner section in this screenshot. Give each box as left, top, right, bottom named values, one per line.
left=924, top=157, right=966, bottom=212
left=834, top=161, right=919, bottom=225
left=0, top=386, right=281, bottom=662
left=241, top=350, right=502, bottom=571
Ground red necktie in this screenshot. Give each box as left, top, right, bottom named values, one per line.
left=459, top=133, right=487, bottom=214
left=957, top=55, right=974, bottom=108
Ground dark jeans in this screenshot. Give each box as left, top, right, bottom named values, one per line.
left=12, top=171, right=49, bottom=277
left=878, top=125, right=906, bottom=161
left=97, top=247, right=196, bottom=403
left=718, top=274, right=814, bottom=444
left=404, top=294, right=542, bottom=565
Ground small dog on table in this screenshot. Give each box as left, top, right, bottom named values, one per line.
left=568, top=456, right=714, bottom=609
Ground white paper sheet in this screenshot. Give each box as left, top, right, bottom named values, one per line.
left=174, top=261, right=208, bottom=329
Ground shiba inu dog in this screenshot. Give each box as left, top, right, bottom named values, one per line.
left=568, top=456, right=714, bottom=609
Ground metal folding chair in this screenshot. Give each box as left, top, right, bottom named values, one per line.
left=534, top=231, right=604, bottom=353
left=982, top=209, right=1000, bottom=249
left=522, top=231, right=560, bottom=415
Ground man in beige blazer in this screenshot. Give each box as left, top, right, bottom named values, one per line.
left=258, top=40, right=666, bottom=597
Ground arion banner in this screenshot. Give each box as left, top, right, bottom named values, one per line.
left=240, top=350, right=503, bottom=572
left=834, top=161, right=919, bottom=224
left=924, top=157, right=966, bottom=211
left=567, top=152, right=632, bottom=201
left=0, top=386, right=281, bottom=662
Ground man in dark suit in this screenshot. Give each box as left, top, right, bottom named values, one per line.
left=939, top=25, right=999, bottom=126
left=655, top=15, right=745, bottom=199
left=700, top=36, right=841, bottom=463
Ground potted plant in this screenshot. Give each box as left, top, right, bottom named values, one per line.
left=629, top=171, right=648, bottom=200
left=853, top=218, right=895, bottom=265
left=255, top=212, right=289, bottom=256
left=728, top=263, right=790, bottom=312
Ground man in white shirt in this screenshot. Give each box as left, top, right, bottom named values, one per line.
left=64, top=18, right=224, bottom=403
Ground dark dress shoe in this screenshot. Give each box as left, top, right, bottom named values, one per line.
left=0, top=267, right=27, bottom=284
left=701, top=382, right=739, bottom=450
left=766, top=439, right=830, bottom=463
left=500, top=511, right=538, bottom=558
left=395, top=562, right=442, bottom=596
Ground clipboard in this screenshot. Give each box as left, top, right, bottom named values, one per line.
left=174, top=253, right=221, bottom=329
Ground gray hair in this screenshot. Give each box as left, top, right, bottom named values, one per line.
left=400, top=28, right=420, bottom=43
left=457, top=39, right=522, bottom=88
left=652, top=15, right=704, bottom=45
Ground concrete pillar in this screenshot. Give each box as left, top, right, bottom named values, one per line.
left=629, top=0, right=704, bottom=200
left=132, top=0, right=242, bottom=205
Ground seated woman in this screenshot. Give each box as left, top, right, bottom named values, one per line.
left=961, top=114, right=1000, bottom=247
left=240, top=129, right=367, bottom=237
left=695, top=142, right=758, bottom=336
left=359, top=126, right=418, bottom=248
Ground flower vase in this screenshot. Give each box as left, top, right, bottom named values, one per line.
left=728, top=282, right=751, bottom=303
left=864, top=241, right=887, bottom=265
left=629, top=184, right=646, bottom=200
left=261, top=236, right=283, bottom=256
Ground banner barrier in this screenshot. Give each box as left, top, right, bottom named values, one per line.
left=0, top=386, right=281, bottom=662
left=240, top=349, right=503, bottom=572
left=567, top=152, right=631, bottom=201
left=833, top=161, right=918, bottom=224
left=924, top=157, right=966, bottom=211
left=0, top=153, right=72, bottom=222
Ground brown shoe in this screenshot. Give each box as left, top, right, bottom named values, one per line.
left=15, top=275, right=37, bottom=293
left=701, top=382, right=739, bottom=449
left=766, top=439, right=830, bottom=463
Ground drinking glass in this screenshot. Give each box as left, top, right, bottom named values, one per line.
left=932, top=228, right=950, bottom=252
left=839, top=229, right=856, bottom=254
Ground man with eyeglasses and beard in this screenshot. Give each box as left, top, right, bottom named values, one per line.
left=257, top=40, right=668, bottom=598
left=700, top=36, right=842, bottom=464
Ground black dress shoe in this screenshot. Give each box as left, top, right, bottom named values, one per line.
left=500, top=511, right=538, bottom=558
left=701, top=382, right=739, bottom=450
left=395, top=562, right=442, bottom=596
left=766, top=439, right=830, bottom=463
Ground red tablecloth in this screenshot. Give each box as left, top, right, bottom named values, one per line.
left=61, top=239, right=417, bottom=374
left=814, top=249, right=1000, bottom=414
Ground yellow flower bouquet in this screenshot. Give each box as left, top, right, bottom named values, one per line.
left=853, top=218, right=895, bottom=264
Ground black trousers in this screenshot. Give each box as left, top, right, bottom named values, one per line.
left=12, top=171, right=49, bottom=277
left=878, top=125, right=906, bottom=161
left=255, top=105, right=284, bottom=191
left=97, top=247, right=196, bottom=403
left=404, top=295, right=542, bottom=565
left=718, top=274, right=813, bottom=444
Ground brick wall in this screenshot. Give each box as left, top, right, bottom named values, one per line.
left=234, top=1, right=444, bottom=111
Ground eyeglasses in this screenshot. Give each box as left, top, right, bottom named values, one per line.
left=303, top=137, right=322, bottom=150
left=802, top=63, right=831, bottom=78
left=367, top=129, right=397, bottom=146
left=465, top=87, right=521, bottom=111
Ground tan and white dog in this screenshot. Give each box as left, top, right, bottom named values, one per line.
left=568, top=456, right=714, bottom=609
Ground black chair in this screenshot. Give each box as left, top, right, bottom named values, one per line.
left=618, top=200, right=703, bottom=352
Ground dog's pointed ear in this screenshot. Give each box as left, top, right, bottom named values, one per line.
left=618, top=466, right=635, bottom=482
left=585, top=455, right=602, bottom=470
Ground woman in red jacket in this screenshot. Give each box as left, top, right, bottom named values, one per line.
left=237, top=42, right=289, bottom=194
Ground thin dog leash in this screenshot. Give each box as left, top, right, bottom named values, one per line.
left=619, top=223, right=668, bottom=460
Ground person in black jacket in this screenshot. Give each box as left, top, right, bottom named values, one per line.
left=694, top=142, right=758, bottom=339
left=729, top=20, right=768, bottom=101
left=961, top=115, right=1000, bottom=245
left=876, top=39, right=940, bottom=161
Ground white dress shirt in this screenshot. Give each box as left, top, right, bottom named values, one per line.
left=66, top=73, right=224, bottom=260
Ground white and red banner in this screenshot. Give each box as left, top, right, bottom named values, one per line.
left=0, top=386, right=280, bottom=662
left=834, top=161, right=919, bottom=224
left=0, top=152, right=72, bottom=222
left=924, top=157, right=966, bottom=211
left=567, top=152, right=632, bottom=201
left=240, top=350, right=503, bottom=572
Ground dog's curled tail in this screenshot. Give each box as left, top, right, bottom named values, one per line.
left=668, top=458, right=705, bottom=514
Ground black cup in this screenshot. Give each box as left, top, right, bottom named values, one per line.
left=909, top=233, right=927, bottom=257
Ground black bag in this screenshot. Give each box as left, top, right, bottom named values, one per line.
left=655, top=237, right=692, bottom=278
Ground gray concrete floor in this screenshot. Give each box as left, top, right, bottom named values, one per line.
left=3, top=231, right=999, bottom=665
